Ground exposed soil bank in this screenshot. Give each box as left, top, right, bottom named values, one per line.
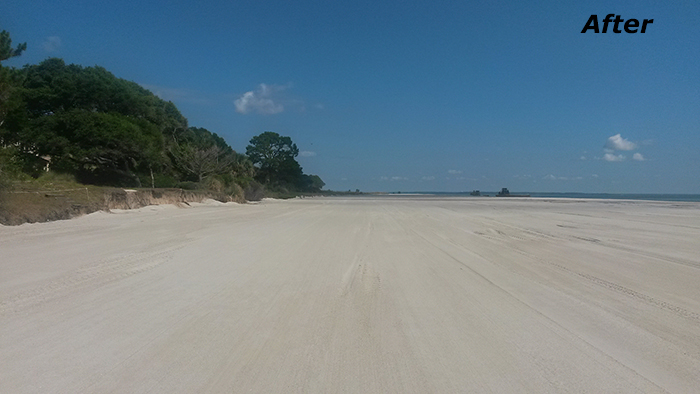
left=0, top=188, right=242, bottom=225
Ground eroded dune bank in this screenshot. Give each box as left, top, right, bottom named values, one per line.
left=1, top=197, right=699, bottom=393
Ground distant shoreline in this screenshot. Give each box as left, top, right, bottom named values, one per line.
left=381, top=192, right=700, bottom=203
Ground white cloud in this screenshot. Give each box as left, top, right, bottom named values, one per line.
left=544, top=174, right=579, bottom=181
left=633, top=153, right=645, bottom=161
left=447, top=169, right=462, bottom=174
left=592, top=174, right=599, bottom=178
left=299, top=151, right=316, bottom=157
left=605, top=134, right=637, bottom=151
left=43, top=36, right=61, bottom=53
left=421, top=176, right=435, bottom=181
left=379, top=176, right=407, bottom=181
left=580, top=156, right=586, bottom=160
left=603, top=153, right=626, bottom=162
left=234, top=83, right=288, bottom=115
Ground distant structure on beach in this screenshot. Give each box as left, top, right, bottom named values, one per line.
left=496, top=188, right=530, bottom=197
left=470, top=190, right=481, bottom=196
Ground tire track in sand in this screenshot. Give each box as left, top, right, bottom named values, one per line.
left=0, top=245, right=184, bottom=315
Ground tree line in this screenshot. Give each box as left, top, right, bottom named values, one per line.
left=0, top=30, right=324, bottom=198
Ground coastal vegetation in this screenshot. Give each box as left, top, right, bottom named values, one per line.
left=0, top=30, right=324, bottom=223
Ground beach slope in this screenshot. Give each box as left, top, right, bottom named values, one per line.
left=1, top=197, right=699, bottom=393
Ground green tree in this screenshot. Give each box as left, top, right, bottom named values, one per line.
left=18, top=58, right=188, bottom=132
left=302, top=174, right=325, bottom=192
left=175, top=127, right=233, bottom=153
left=23, top=109, right=164, bottom=185
left=0, top=30, right=26, bottom=129
left=0, top=54, right=255, bottom=193
left=0, top=66, right=24, bottom=130
left=168, top=126, right=251, bottom=183
left=169, top=144, right=234, bottom=182
left=0, top=30, right=26, bottom=62
left=246, top=131, right=301, bottom=185
left=276, top=155, right=304, bottom=187
left=1, top=58, right=192, bottom=184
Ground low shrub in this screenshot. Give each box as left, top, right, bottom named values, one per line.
left=175, top=181, right=199, bottom=190
left=244, top=181, right=265, bottom=201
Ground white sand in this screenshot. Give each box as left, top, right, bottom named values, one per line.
left=1, top=196, right=699, bottom=393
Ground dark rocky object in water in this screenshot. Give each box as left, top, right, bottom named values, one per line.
left=496, top=188, right=530, bottom=197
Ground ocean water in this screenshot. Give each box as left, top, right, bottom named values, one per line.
left=525, top=192, right=700, bottom=202
left=407, top=192, right=700, bottom=202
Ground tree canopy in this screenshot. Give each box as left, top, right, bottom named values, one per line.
left=0, top=30, right=26, bottom=62
left=246, top=131, right=299, bottom=168
left=0, top=31, right=26, bottom=129
left=1, top=58, right=193, bottom=184
left=245, top=131, right=324, bottom=191
left=0, top=37, right=323, bottom=196
left=246, top=131, right=301, bottom=185
left=168, top=127, right=252, bottom=183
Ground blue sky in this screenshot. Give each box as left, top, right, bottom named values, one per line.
left=2, top=0, right=699, bottom=193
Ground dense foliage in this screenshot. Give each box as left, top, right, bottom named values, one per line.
left=0, top=30, right=323, bottom=198
left=0, top=38, right=324, bottom=196
left=246, top=131, right=325, bottom=192
left=0, top=30, right=26, bottom=62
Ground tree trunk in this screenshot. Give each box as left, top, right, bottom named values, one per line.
left=149, top=165, right=155, bottom=188
left=124, top=160, right=141, bottom=187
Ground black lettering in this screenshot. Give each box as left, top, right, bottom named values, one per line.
left=613, top=15, right=624, bottom=33
left=624, top=19, right=639, bottom=33
left=583, top=14, right=653, bottom=34
left=581, top=15, right=599, bottom=33
left=602, top=14, right=615, bottom=33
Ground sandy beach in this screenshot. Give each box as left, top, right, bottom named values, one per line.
left=1, top=196, right=699, bottom=393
